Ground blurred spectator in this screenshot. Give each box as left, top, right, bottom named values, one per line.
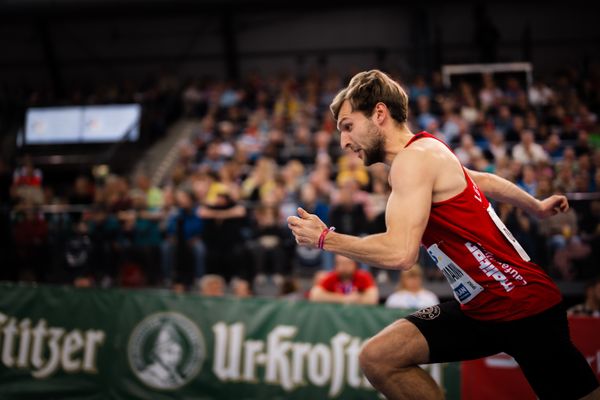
left=479, top=73, right=503, bottom=109
left=69, top=176, right=95, bottom=205
left=12, top=208, right=49, bottom=282
left=454, top=134, right=483, bottom=168
left=161, top=187, right=206, bottom=287
left=329, top=182, right=368, bottom=238
left=512, top=130, right=550, bottom=165
left=409, top=75, right=432, bottom=100
left=12, top=157, right=44, bottom=205
left=415, top=96, right=438, bottom=131
left=487, top=130, right=508, bottom=163
left=73, top=275, right=94, bottom=288
left=336, top=154, right=370, bottom=188
left=133, top=173, right=163, bottom=211
left=517, top=165, right=538, bottom=196
left=199, top=274, right=226, bottom=297
left=278, top=276, right=304, bottom=300
left=528, top=80, right=554, bottom=107
left=231, top=278, right=253, bottom=298
left=125, top=193, right=162, bottom=285
left=308, top=255, right=378, bottom=305
left=64, top=220, right=93, bottom=283
left=249, top=204, right=293, bottom=284
left=567, top=277, right=600, bottom=317
left=200, top=187, right=251, bottom=282
left=538, top=191, right=591, bottom=279
left=385, top=264, right=439, bottom=309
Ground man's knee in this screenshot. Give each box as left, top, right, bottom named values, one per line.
left=359, top=319, right=427, bottom=377
left=359, top=338, right=390, bottom=383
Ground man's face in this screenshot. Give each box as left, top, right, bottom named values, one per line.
left=337, top=101, right=386, bottom=166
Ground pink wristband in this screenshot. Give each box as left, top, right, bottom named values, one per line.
left=318, top=226, right=335, bottom=250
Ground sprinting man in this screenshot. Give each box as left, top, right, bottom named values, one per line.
left=287, top=70, right=599, bottom=400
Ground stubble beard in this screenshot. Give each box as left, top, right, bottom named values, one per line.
left=362, top=122, right=387, bottom=166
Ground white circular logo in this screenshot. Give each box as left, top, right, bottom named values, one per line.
left=411, top=305, right=441, bottom=320
left=128, top=312, right=205, bottom=390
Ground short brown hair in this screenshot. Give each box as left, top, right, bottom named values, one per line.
left=330, top=69, right=408, bottom=124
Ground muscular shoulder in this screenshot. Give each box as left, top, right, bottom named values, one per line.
left=390, top=137, right=465, bottom=201
left=389, top=138, right=448, bottom=186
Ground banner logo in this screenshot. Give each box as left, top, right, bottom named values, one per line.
left=128, top=312, right=205, bottom=390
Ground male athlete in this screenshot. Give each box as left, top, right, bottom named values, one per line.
left=287, top=70, right=599, bottom=400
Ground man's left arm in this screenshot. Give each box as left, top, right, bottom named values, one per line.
left=466, top=169, right=569, bottom=218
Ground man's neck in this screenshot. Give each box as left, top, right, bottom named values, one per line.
left=383, top=125, right=416, bottom=166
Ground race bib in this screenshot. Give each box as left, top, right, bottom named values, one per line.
left=427, top=243, right=484, bottom=304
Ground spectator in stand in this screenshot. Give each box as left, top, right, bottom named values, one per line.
left=518, top=165, right=538, bottom=196
left=133, top=173, right=163, bottom=211
left=308, top=254, right=378, bottom=305
left=198, top=141, right=227, bottom=174
left=161, top=187, right=206, bottom=288
left=12, top=156, right=44, bottom=205
left=200, top=185, right=250, bottom=282
left=479, top=73, right=503, bottom=110
left=487, top=130, right=509, bottom=163
left=538, top=187, right=591, bottom=279
left=69, top=176, right=95, bottom=205
left=278, top=276, right=304, bottom=301
left=454, top=134, right=483, bottom=168
left=567, top=277, right=600, bottom=317
left=336, top=153, right=370, bottom=188
left=409, top=75, right=432, bottom=100
left=231, top=278, right=253, bottom=298
left=329, top=181, right=369, bottom=239
left=512, top=130, right=550, bottom=165
left=528, top=80, right=554, bottom=107
left=494, top=105, right=513, bottom=134
left=249, top=204, right=293, bottom=285
left=544, top=133, right=564, bottom=162
left=12, top=207, right=49, bottom=282
left=415, top=96, right=438, bottom=131
left=385, top=264, right=439, bottom=309
left=199, top=274, right=226, bottom=297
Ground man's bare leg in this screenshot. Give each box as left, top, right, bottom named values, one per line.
left=359, top=319, right=444, bottom=400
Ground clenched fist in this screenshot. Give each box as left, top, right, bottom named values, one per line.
left=287, top=207, right=328, bottom=248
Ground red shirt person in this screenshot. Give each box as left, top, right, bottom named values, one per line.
left=309, top=254, right=379, bottom=305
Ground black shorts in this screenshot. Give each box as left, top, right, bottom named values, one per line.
left=405, top=300, right=599, bottom=400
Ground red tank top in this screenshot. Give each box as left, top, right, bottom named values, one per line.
left=406, top=132, right=561, bottom=321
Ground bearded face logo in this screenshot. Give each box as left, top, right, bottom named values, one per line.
left=128, top=313, right=205, bottom=390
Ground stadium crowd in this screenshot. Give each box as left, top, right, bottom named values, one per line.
left=1, top=66, right=600, bottom=307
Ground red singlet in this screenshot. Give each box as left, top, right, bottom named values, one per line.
left=406, top=132, right=561, bottom=321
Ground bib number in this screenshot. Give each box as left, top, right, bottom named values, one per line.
left=427, top=244, right=484, bottom=304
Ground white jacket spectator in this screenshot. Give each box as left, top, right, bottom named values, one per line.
left=385, top=264, right=439, bottom=309
left=512, top=130, right=549, bottom=165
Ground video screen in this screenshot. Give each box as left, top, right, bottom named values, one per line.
left=25, top=104, right=141, bottom=144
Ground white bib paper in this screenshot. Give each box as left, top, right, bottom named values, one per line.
left=427, top=243, right=484, bottom=304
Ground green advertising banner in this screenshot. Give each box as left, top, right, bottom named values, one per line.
left=0, top=283, right=460, bottom=399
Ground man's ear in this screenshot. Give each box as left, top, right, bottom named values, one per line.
left=374, top=102, right=387, bottom=124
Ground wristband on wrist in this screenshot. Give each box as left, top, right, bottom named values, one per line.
left=318, top=226, right=336, bottom=250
